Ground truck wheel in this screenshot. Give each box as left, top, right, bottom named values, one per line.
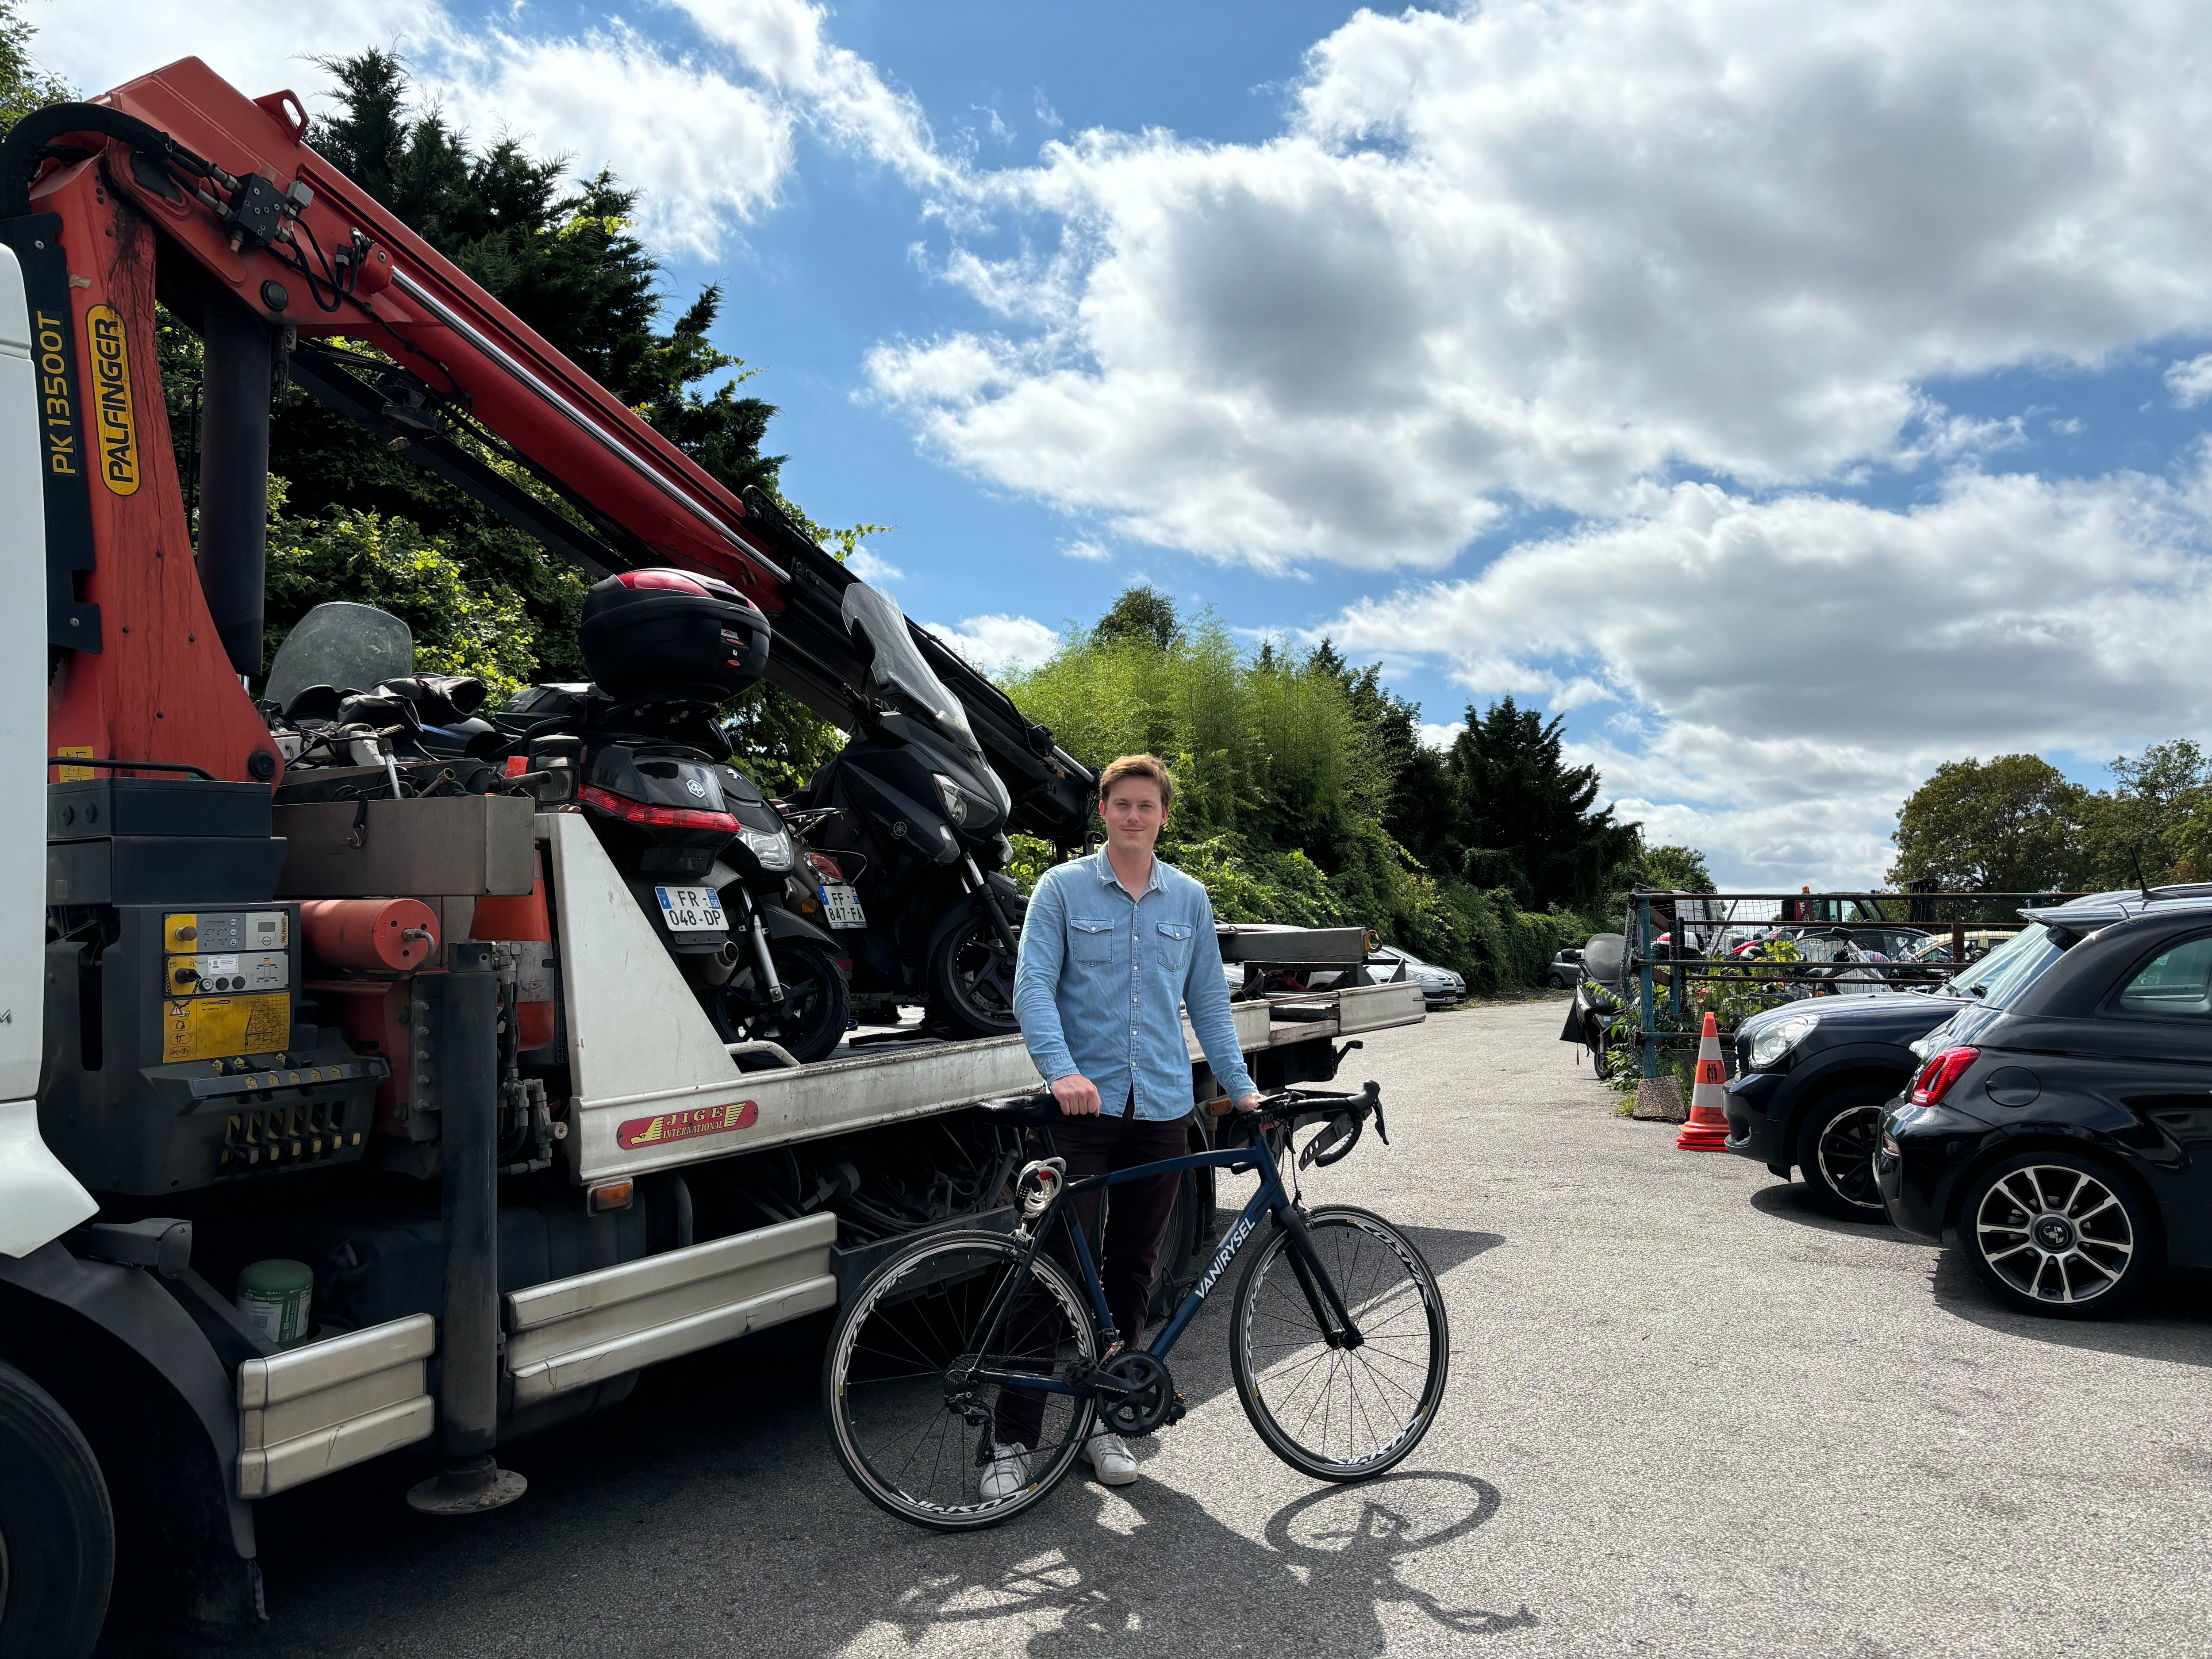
left=0, top=1362, right=113, bottom=1659
left=1793, top=1084, right=1897, bottom=1221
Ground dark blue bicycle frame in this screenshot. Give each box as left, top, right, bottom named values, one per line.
left=968, top=1126, right=1362, bottom=1402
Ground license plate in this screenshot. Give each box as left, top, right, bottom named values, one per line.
left=655, top=885, right=726, bottom=933
left=819, top=881, right=868, bottom=930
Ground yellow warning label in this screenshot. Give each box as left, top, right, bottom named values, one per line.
left=84, top=303, right=139, bottom=497
left=55, top=745, right=93, bottom=783
left=162, top=993, right=289, bottom=1064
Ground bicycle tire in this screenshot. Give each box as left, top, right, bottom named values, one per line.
left=1229, top=1205, right=1448, bottom=1482
left=824, top=1229, right=1098, bottom=1530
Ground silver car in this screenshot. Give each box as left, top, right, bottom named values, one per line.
left=1366, top=945, right=1467, bottom=1008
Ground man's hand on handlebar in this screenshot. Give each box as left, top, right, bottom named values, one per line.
left=1233, top=1092, right=1261, bottom=1113
left=1051, top=1073, right=1103, bottom=1116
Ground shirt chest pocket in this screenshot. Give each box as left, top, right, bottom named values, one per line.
left=1070, top=918, right=1119, bottom=964
left=1155, top=921, right=1195, bottom=970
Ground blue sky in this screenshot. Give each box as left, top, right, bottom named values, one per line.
left=35, top=0, right=2212, bottom=885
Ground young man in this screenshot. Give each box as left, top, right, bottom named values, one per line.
left=989, top=753, right=1261, bottom=1496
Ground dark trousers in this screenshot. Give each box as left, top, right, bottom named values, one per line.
left=995, top=1101, right=1192, bottom=1447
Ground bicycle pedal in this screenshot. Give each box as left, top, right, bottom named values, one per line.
left=1163, top=1391, right=1187, bottom=1428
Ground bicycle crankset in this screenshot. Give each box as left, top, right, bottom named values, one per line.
left=1093, top=1351, right=1186, bottom=1438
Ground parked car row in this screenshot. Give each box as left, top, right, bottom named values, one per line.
left=1724, top=888, right=2212, bottom=1318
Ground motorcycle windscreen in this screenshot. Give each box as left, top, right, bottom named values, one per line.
left=839, top=582, right=1011, bottom=814
left=266, top=602, right=416, bottom=710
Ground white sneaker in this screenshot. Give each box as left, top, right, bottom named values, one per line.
left=980, top=1442, right=1031, bottom=1502
left=1082, top=1429, right=1138, bottom=1486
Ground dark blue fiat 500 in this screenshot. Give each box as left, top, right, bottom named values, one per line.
left=1874, top=891, right=2212, bottom=1318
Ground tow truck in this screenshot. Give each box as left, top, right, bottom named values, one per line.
left=0, top=59, right=1424, bottom=1652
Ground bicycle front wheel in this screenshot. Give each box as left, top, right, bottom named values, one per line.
left=1229, top=1205, right=1448, bottom=1482
left=824, top=1229, right=1098, bottom=1530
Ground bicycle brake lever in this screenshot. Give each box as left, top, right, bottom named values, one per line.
left=1364, top=1080, right=1389, bottom=1146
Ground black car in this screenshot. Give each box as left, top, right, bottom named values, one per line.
left=1722, top=922, right=2071, bottom=1219
left=1875, top=891, right=2212, bottom=1318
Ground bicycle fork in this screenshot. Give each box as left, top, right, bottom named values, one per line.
left=1269, top=1203, right=1367, bottom=1350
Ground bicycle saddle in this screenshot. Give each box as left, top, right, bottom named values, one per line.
left=975, top=1092, right=1060, bottom=1126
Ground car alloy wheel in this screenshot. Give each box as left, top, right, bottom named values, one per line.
left=1813, top=1104, right=1886, bottom=1214
left=1973, top=1162, right=2136, bottom=1310
left=1792, top=1083, right=1898, bottom=1221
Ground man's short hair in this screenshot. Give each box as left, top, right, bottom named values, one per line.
left=1098, top=753, right=1175, bottom=814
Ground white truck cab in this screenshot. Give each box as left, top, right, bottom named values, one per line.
left=0, top=241, right=96, bottom=1256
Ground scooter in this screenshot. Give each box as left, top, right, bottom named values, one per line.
left=789, top=580, right=1027, bottom=1039
left=499, top=569, right=853, bottom=1064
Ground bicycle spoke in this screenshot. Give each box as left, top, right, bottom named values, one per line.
left=830, top=1235, right=1098, bottom=1526
left=1233, top=1212, right=1445, bottom=1478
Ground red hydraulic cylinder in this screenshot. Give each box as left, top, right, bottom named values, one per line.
left=300, top=899, right=440, bottom=972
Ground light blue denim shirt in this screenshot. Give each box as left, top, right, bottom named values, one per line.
left=1013, top=850, right=1256, bottom=1120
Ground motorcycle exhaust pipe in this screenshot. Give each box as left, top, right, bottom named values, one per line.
left=700, top=940, right=743, bottom=987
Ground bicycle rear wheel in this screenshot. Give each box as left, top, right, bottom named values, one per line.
left=824, top=1229, right=1098, bottom=1530
left=1229, top=1205, right=1448, bottom=1481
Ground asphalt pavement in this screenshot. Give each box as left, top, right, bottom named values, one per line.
left=111, top=1000, right=2212, bottom=1658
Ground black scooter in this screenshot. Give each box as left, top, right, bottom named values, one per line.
left=502, top=570, right=852, bottom=1064
left=792, top=581, right=1027, bottom=1039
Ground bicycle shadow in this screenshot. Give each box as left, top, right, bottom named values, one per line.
left=867, top=1470, right=1535, bottom=1656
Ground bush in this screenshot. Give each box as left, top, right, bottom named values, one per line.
left=1003, top=619, right=1620, bottom=995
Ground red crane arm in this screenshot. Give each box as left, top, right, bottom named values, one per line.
left=90, top=58, right=787, bottom=602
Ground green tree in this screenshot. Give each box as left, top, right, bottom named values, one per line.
left=2078, top=739, right=2212, bottom=887
left=0, top=0, right=66, bottom=138
left=1003, top=597, right=1672, bottom=993
left=1445, top=697, right=1639, bottom=911
left=1091, top=584, right=1182, bottom=651
left=1887, top=755, right=2089, bottom=892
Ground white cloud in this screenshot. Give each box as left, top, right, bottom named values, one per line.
left=924, top=614, right=1062, bottom=675
left=1325, top=462, right=2212, bottom=884
left=870, top=0, right=2212, bottom=569
left=844, top=548, right=904, bottom=583
left=2168, top=353, right=2212, bottom=409
left=426, top=27, right=791, bottom=257
left=28, top=0, right=450, bottom=109
left=1063, top=538, right=1113, bottom=562
left=671, top=0, right=956, bottom=190
left=34, top=3, right=795, bottom=259
left=1417, top=722, right=1464, bottom=751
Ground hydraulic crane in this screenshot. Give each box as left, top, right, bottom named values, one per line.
left=1, top=55, right=1091, bottom=837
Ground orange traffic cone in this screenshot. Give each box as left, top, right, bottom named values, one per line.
left=1675, top=1011, right=1732, bottom=1151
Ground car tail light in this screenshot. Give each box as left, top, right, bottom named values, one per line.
left=1909, top=1046, right=1980, bottom=1106
left=580, top=783, right=741, bottom=834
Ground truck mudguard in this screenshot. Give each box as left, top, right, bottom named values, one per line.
left=0, top=1241, right=257, bottom=1619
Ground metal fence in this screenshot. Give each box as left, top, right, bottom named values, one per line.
left=1621, top=888, right=2084, bottom=1080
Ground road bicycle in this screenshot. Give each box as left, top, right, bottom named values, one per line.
left=823, top=1083, right=1450, bottom=1529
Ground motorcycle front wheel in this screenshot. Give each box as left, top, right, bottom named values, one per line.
left=925, top=910, right=1020, bottom=1039
left=754, top=940, right=852, bottom=1064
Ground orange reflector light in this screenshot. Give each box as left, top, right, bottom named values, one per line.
left=588, top=1180, right=635, bottom=1213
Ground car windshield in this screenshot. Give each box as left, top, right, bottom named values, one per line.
left=841, top=583, right=985, bottom=762
left=1946, top=922, right=2066, bottom=1007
